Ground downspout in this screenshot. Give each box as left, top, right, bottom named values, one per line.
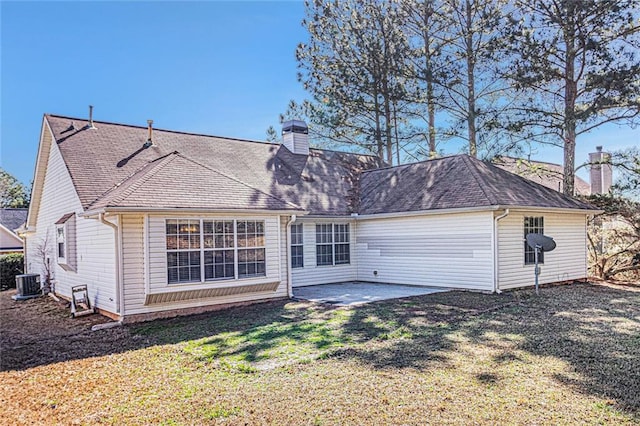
left=285, top=215, right=297, bottom=298
left=493, top=209, right=510, bottom=293
left=100, top=213, right=123, bottom=317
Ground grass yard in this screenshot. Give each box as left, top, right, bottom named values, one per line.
left=1, top=282, right=639, bottom=425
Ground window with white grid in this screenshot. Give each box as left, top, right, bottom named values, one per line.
left=315, top=223, right=350, bottom=266
left=166, top=219, right=266, bottom=284
left=524, top=216, right=544, bottom=265
left=291, top=223, right=304, bottom=268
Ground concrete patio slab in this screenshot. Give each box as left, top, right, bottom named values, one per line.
left=292, top=281, right=450, bottom=306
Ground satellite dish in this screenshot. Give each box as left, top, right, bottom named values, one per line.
left=526, top=233, right=556, bottom=252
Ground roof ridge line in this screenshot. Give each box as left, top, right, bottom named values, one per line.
left=45, top=113, right=279, bottom=146
left=173, top=153, right=303, bottom=210
left=461, top=155, right=499, bottom=206
left=361, top=154, right=459, bottom=175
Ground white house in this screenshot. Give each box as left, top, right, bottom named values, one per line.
left=24, top=112, right=598, bottom=322
left=0, top=208, right=27, bottom=254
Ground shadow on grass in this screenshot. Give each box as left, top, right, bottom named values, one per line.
left=1, top=283, right=639, bottom=416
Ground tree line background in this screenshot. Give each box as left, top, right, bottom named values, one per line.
left=267, top=0, right=639, bottom=198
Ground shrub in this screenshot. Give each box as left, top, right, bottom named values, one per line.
left=0, top=253, right=24, bottom=290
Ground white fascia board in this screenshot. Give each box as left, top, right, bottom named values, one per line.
left=81, top=207, right=307, bottom=217
left=354, top=206, right=500, bottom=220
left=498, top=205, right=603, bottom=215
left=354, top=205, right=600, bottom=221
left=27, top=117, right=53, bottom=228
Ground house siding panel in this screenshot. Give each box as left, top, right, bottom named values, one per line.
left=25, top=132, right=117, bottom=313
left=0, top=227, right=23, bottom=251
left=121, top=213, right=287, bottom=316
left=355, top=212, right=494, bottom=291
left=291, top=219, right=358, bottom=287
left=498, top=212, right=588, bottom=290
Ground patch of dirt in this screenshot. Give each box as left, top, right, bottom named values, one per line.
left=0, top=290, right=131, bottom=371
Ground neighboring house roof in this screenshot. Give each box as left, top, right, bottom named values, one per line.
left=359, top=155, right=596, bottom=215
left=45, top=114, right=380, bottom=216
left=493, top=156, right=591, bottom=196
left=0, top=208, right=28, bottom=233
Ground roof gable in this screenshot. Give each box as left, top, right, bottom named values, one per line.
left=88, top=152, right=301, bottom=212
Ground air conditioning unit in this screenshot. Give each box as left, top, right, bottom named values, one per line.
left=15, top=274, right=41, bottom=297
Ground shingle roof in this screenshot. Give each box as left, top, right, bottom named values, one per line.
left=493, top=156, right=591, bottom=195
left=88, top=152, right=301, bottom=211
left=55, top=213, right=75, bottom=224
left=359, top=155, right=596, bottom=214
left=0, top=208, right=28, bottom=233
left=46, top=114, right=380, bottom=215
left=45, top=114, right=596, bottom=217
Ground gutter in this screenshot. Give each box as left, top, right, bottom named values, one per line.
left=99, top=213, right=124, bottom=317
left=285, top=214, right=297, bottom=298
left=493, top=209, right=510, bottom=293
left=82, top=207, right=307, bottom=217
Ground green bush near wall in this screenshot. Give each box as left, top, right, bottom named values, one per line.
left=0, top=253, right=24, bottom=291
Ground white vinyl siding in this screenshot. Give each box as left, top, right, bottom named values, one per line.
left=0, top=227, right=24, bottom=252
left=356, top=212, right=494, bottom=291
left=121, top=214, right=288, bottom=316
left=291, top=220, right=357, bottom=287
left=122, top=214, right=146, bottom=314
left=25, top=131, right=117, bottom=313
left=498, top=212, right=588, bottom=290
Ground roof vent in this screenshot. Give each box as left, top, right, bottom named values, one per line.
left=88, top=105, right=96, bottom=129
left=282, top=120, right=309, bottom=155
left=143, top=120, right=155, bottom=148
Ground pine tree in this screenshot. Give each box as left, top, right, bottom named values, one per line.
left=508, top=0, right=640, bottom=195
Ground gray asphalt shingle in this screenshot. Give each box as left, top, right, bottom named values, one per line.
left=359, top=155, right=596, bottom=214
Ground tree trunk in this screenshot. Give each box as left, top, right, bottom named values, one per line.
left=383, top=79, right=393, bottom=166
left=563, top=12, right=577, bottom=196
left=422, top=2, right=437, bottom=157
left=393, top=100, right=401, bottom=165
left=465, top=0, right=477, bottom=158
left=374, top=89, right=383, bottom=162
left=427, top=78, right=436, bottom=157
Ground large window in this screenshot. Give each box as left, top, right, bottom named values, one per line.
left=166, top=219, right=266, bottom=284
left=316, top=223, right=350, bottom=266
left=291, top=223, right=304, bottom=268
left=524, top=216, right=544, bottom=265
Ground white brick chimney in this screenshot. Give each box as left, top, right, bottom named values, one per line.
left=282, top=120, right=309, bottom=155
left=589, top=146, right=612, bottom=194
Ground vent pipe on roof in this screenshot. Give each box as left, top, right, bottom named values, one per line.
left=88, top=105, right=96, bottom=129
left=143, top=119, right=154, bottom=148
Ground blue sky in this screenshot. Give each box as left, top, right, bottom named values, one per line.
left=1, top=1, right=637, bottom=187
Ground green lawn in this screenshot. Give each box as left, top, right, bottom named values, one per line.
left=1, top=282, right=639, bottom=425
